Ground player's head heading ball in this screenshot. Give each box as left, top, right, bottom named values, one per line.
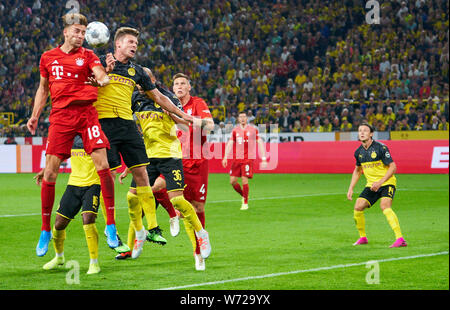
left=61, top=13, right=88, bottom=48
left=114, top=27, right=139, bottom=59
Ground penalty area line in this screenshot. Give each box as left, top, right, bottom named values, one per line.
left=157, top=251, right=449, bottom=290
left=0, top=188, right=446, bottom=218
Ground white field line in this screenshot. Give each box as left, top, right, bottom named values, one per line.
left=0, top=188, right=447, bottom=218
left=157, top=251, right=449, bottom=290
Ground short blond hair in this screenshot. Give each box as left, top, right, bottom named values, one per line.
left=62, top=13, right=88, bottom=28
left=172, top=73, right=190, bottom=83
left=114, top=27, right=140, bottom=43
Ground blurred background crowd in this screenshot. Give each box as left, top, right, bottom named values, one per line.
left=0, top=0, right=448, bottom=138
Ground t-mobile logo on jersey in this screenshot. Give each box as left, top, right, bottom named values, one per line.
left=52, top=65, right=64, bottom=80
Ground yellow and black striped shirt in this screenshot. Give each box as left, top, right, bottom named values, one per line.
left=68, top=136, right=100, bottom=187
left=354, top=140, right=397, bottom=187
left=94, top=56, right=156, bottom=120
left=131, top=86, right=182, bottom=159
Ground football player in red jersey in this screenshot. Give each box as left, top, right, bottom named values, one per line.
left=172, top=73, right=214, bottom=269
left=27, top=13, right=118, bottom=256
left=222, top=112, right=267, bottom=210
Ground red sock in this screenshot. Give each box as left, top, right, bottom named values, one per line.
left=242, top=184, right=249, bottom=204
left=194, top=212, right=205, bottom=255
left=154, top=189, right=177, bottom=218
left=196, top=211, right=205, bottom=228
left=232, top=183, right=243, bottom=196
left=195, top=238, right=201, bottom=254
left=97, top=168, right=115, bottom=225
left=41, top=180, right=55, bottom=231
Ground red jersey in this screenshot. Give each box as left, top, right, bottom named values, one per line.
left=230, top=124, right=259, bottom=160
left=39, top=46, right=102, bottom=109
left=178, top=96, right=212, bottom=164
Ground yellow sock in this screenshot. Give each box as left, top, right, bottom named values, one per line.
left=383, top=208, right=402, bottom=239
left=52, top=227, right=66, bottom=255
left=170, top=195, right=202, bottom=232
left=136, top=186, right=157, bottom=230
left=83, top=223, right=99, bottom=260
left=127, top=191, right=144, bottom=232
left=127, top=221, right=136, bottom=250
left=353, top=210, right=366, bottom=238
left=99, top=194, right=116, bottom=224
left=183, top=219, right=197, bottom=253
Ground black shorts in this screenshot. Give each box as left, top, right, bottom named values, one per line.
left=57, top=184, right=101, bottom=220
left=359, top=185, right=396, bottom=207
left=131, top=158, right=185, bottom=192
left=99, top=118, right=149, bottom=170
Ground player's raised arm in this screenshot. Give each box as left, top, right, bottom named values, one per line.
left=347, top=165, right=363, bottom=200
left=27, top=76, right=49, bottom=135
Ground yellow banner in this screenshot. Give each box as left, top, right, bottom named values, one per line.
left=390, top=131, right=449, bottom=140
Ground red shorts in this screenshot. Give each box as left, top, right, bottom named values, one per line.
left=46, top=103, right=110, bottom=160
left=230, top=159, right=254, bottom=178
left=183, top=159, right=209, bottom=203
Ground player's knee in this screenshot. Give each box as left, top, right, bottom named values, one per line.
left=54, top=215, right=69, bottom=230
left=192, top=201, right=205, bottom=213
left=131, top=167, right=150, bottom=186
left=44, top=168, right=58, bottom=182
left=354, top=200, right=368, bottom=211
left=82, top=212, right=96, bottom=225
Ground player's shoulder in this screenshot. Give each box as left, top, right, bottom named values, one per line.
left=373, top=140, right=389, bottom=151
left=40, top=47, right=59, bottom=59
left=192, top=96, right=208, bottom=105
left=354, top=144, right=364, bottom=155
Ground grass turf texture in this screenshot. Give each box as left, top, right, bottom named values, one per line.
left=0, top=173, right=448, bottom=290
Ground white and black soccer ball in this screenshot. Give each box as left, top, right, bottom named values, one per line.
left=85, top=21, right=110, bottom=48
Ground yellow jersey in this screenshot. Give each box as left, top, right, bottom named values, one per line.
left=94, top=55, right=156, bottom=120
left=131, top=86, right=182, bottom=159
left=354, top=140, right=397, bottom=187
left=68, top=136, right=100, bottom=187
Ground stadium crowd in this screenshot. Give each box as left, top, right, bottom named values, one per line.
left=0, top=0, right=448, bottom=138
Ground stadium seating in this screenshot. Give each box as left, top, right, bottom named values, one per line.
left=0, top=0, right=448, bottom=138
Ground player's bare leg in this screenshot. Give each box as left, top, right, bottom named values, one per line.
left=37, top=154, right=62, bottom=257
left=90, top=148, right=118, bottom=248
left=353, top=198, right=369, bottom=245
left=380, top=198, right=407, bottom=248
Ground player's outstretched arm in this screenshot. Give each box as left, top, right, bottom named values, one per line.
left=86, top=66, right=110, bottom=87
left=146, top=89, right=193, bottom=123
left=347, top=166, right=362, bottom=200
left=27, top=76, right=49, bottom=135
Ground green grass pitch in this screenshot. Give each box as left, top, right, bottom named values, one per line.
left=0, top=173, right=448, bottom=290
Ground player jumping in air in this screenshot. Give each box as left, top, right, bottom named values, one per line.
left=27, top=13, right=117, bottom=256
left=347, top=122, right=407, bottom=248
left=118, top=68, right=211, bottom=264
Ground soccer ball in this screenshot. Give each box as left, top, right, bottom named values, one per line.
left=85, top=21, right=110, bottom=48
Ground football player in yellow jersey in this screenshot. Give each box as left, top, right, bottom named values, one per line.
left=347, top=123, right=407, bottom=248
left=118, top=68, right=211, bottom=266
left=92, top=27, right=194, bottom=257
left=35, top=136, right=124, bottom=274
